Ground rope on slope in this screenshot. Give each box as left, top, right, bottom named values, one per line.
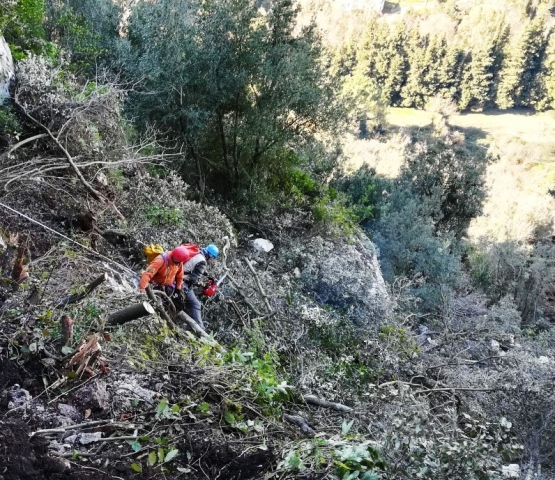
left=0, top=201, right=136, bottom=276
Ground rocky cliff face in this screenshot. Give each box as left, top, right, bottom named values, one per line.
left=0, top=36, right=14, bottom=104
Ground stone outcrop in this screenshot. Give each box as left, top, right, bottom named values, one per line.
left=0, top=36, right=14, bottom=104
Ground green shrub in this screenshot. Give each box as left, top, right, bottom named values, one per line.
left=333, top=164, right=379, bottom=225
left=143, top=204, right=182, bottom=226
left=2, top=0, right=55, bottom=59
left=0, top=105, right=20, bottom=135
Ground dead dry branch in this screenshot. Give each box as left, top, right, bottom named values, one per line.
left=56, top=273, right=108, bottom=307
left=303, top=394, right=353, bottom=412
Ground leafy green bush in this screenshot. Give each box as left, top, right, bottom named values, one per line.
left=143, top=204, right=182, bottom=226
left=45, top=1, right=117, bottom=72
left=400, top=137, right=488, bottom=239
left=379, top=396, right=522, bottom=480
left=333, top=165, right=379, bottom=225
left=277, top=435, right=386, bottom=478
left=0, top=105, right=20, bottom=135
left=2, top=0, right=56, bottom=60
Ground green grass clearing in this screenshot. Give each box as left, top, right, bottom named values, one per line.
left=389, top=107, right=555, bottom=154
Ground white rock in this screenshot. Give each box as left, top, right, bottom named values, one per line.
left=293, top=267, right=301, bottom=278
left=79, top=432, right=102, bottom=445
left=95, top=171, right=109, bottom=186
left=538, top=356, right=550, bottom=364
left=490, top=340, right=500, bottom=351
left=252, top=238, right=274, bottom=253
left=501, top=464, right=520, bottom=478
left=0, top=36, right=14, bottom=105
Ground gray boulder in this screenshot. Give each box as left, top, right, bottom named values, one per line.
left=0, top=37, right=14, bottom=105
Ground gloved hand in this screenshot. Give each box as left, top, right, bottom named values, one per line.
left=178, top=289, right=185, bottom=301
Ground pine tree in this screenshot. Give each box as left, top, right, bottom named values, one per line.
left=383, top=23, right=409, bottom=106
left=540, top=30, right=555, bottom=109
left=527, top=27, right=555, bottom=110
left=459, top=45, right=495, bottom=111
left=401, top=30, right=429, bottom=108
left=496, top=19, right=548, bottom=109
left=438, top=44, right=465, bottom=104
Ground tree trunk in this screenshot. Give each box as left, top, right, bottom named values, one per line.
left=107, top=302, right=155, bottom=326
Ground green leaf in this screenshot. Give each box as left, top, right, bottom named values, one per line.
left=61, top=345, right=74, bottom=355
left=129, top=440, right=142, bottom=452
left=130, top=462, right=142, bottom=473
left=236, top=421, right=248, bottom=434
left=361, top=472, right=379, bottom=480
left=164, top=449, right=179, bottom=463
left=147, top=451, right=157, bottom=466
left=156, top=398, right=168, bottom=414
left=342, top=419, right=355, bottom=435
left=158, top=447, right=165, bottom=463
left=224, top=411, right=235, bottom=425
left=198, top=402, right=210, bottom=413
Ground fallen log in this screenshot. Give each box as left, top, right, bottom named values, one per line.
left=176, top=311, right=208, bottom=338
left=57, top=273, right=108, bottom=307
left=107, top=302, right=155, bottom=326
left=283, top=414, right=315, bottom=437
left=303, top=394, right=353, bottom=413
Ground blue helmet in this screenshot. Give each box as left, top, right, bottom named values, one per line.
left=203, top=244, right=219, bottom=259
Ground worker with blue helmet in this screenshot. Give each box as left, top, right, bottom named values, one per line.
left=181, top=244, right=219, bottom=329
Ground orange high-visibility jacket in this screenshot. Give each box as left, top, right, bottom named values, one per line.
left=139, top=253, right=183, bottom=291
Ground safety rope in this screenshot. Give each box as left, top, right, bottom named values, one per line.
left=0, top=201, right=137, bottom=276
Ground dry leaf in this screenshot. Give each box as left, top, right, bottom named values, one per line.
left=84, top=409, right=91, bottom=419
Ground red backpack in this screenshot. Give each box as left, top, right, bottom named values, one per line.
left=179, top=243, right=201, bottom=262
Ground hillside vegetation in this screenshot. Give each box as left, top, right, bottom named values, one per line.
left=1, top=1, right=555, bottom=480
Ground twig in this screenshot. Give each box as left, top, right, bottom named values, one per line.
left=414, top=387, right=497, bottom=394
left=47, top=374, right=98, bottom=405
left=426, top=355, right=505, bottom=370
left=30, top=419, right=115, bottom=437
left=244, top=258, right=273, bottom=313
left=153, top=290, right=177, bottom=318
left=0, top=202, right=137, bottom=276
left=227, top=274, right=265, bottom=317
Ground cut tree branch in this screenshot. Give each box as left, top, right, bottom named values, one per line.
left=56, top=273, right=108, bottom=307
left=107, top=302, right=155, bottom=326
left=14, top=95, right=104, bottom=201
left=145, top=285, right=177, bottom=330
left=283, top=414, right=315, bottom=437
left=303, top=394, right=353, bottom=413
left=245, top=258, right=273, bottom=313
left=3, top=133, right=48, bottom=158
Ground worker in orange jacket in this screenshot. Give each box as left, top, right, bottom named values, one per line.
left=139, top=246, right=192, bottom=294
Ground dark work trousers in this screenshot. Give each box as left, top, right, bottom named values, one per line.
left=184, top=288, right=204, bottom=329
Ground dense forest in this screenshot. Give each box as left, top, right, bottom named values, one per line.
left=1, top=0, right=555, bottom=479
